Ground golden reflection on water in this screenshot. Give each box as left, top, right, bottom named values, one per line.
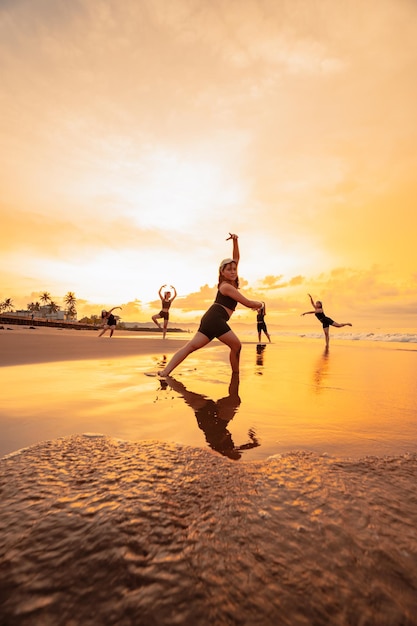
left=165, top=372, right=259, bottom=460
left=312, top=346, right=330, bottom=393
left=242, top=340, right=417, bottom=459
left=1, top=339, right=417, bottom=460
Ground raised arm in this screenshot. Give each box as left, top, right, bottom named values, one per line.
left=308, top=293, right=315, bottom=307
left=158, top=285, right=165, bottom=299
left=226, top=233, right=240, bottom=264
left=108, top=306, right=122, bottom=313
left=171, top=286, right=177, bottom=301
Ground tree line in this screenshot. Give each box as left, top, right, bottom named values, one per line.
left=0, top=292, right=78, bottom=320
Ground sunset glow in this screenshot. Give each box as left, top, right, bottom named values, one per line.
left=1, top=0, right=416, bottom=328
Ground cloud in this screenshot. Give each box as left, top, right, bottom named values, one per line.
left=0, top=206, right=177, bottom=257
left=174, top=284, right=217, bottom=312
left=244, top=265, right=417, bottom=326
left=257, top=274, right=305, bottom=290
left=1, top=0, right=417, bottom=329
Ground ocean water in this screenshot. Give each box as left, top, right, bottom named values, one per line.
left=1, top=334, right=416, bottom=461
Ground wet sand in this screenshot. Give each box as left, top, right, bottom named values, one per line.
left=1, top=434, right=417, bottom=625
left=1, top=324, right=416, bottom=460
left=1, top=325, right=417, bottom=624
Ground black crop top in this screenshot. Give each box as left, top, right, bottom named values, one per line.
left=215, top=289, right=238, bottom=311
left=161, top=299, right=172, bottom=310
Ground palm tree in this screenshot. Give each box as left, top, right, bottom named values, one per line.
left=2, top=298, right=14, bottom=312
left=66, top=304, right=77, bottom=321
left=48, top=301, right=60, bottom=314
left=64, top=292, right=76, bottom=306
left=64, top=292, right=77, bottom=321
left=40, top=292, right=51, bottom=307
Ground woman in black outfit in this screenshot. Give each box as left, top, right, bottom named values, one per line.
left=157, top=234, right=262, bottom=377
left=98, top=306, right=122, bottom=338
left=301, top=294, right=352, bottom=347
left=152, top=285, right=177, bottom=339
left=256, top=302, right=271, bottom=343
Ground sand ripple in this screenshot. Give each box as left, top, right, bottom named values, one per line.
left=1, top=435, right=417, bottom=625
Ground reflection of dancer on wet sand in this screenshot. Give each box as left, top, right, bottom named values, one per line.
left=301, top=294, right=352, bottom=348
left=98, top=307, right=122, bottom=337
left=313, top=347, right=330, bottom=393
left=152, top=285, right=177, bottom=339
left=165, top=373, right=259, bottom=460
left=256, top=343, right=266, bottom=372
left=156, top=234, right=263, bottom=377
left=256, top=302, right=271, bottom=343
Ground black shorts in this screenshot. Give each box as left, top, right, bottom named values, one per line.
left=198, top=304, right=231, bottom=341
left=321, top=316, right=334, bottom=329
left=159, top=310, right=169, bottom=321
left=257, top=321, right=268, bottom=333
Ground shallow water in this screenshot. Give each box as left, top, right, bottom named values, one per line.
left=1, top=336, right=416, bottom=460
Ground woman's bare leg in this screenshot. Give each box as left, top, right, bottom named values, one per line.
left=332, top=322, right=352, bottom=328
left=158, top=332, right=211, bottom=376
left=323, top=327, right=330, bottom=348
left=152, top=314, right=162, bottom=329
left=218, top=330, right=242, bottom=373
left=163, top=319, right=168, bottom=339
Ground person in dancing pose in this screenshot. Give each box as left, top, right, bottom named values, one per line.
left=256, top=301, right=271, bottom=343
left=156, top=234, right=263, bottom=377
left=301, top=294, right=352, bottom=347
left=152, top=285, right=177, bottom=339
left=98, top=306, right=122, bottom=338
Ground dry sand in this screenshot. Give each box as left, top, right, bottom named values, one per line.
left=0, top=324, right=188, bottom=367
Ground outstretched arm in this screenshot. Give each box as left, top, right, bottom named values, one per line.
left=108, top=306, right=122, bottom=313
left=220, top=282, right=262, bottom=310
left=235, top=428, right=260, bottom=451
left=226, top=233, right=240, bottom=264
left=301, top=310, right=315, bottom=316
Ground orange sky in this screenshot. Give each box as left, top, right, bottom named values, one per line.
left=1, top=0, right=416, bottom=328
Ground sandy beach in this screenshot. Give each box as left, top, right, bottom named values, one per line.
left=1, top=435, right=417, bottom=625
left=1, top=325, right=417, bottom=625
left=0, top=324, right=187, bottom=367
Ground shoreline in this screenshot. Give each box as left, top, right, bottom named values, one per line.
left=0, top=324, right=189, bottom=367
left=2, top=324, right=417, bottom=463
